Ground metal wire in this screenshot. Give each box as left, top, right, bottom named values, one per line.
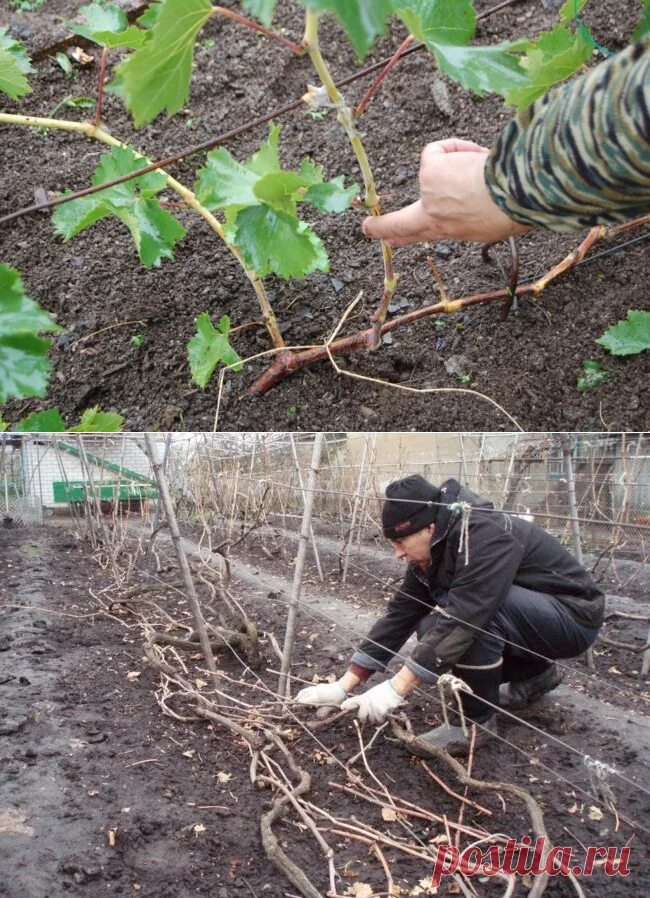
left=234, top=478, right=650, bottom=533
left=340, top=554, right=649, bottom=710
left=136, top=554, right=650, bottom=843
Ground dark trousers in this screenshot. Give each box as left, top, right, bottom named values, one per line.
left=417, top=585, right=601, bottom=723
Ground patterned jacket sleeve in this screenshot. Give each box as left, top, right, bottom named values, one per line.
left=484, top=38, right=650, bottom=233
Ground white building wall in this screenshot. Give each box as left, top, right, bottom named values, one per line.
left=21, top=437, right=153, bottom=509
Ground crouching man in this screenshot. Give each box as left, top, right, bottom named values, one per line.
left=296, top=475, right=604, bottom=756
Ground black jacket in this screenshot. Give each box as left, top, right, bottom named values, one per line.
left=353, top=479, right=605, bottom=676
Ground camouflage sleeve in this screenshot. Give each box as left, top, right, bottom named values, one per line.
left=484, top=38, right=650, bottom=233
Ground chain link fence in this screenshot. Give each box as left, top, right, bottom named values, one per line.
left=162, top=432, right=649, bottom=585
left=3, top=432, right=648, bottom=574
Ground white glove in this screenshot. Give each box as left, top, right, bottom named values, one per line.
left=295, top=681, right=348, bottom=708
left=340, top=680, right=405, bottom=724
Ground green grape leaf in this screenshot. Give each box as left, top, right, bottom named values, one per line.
left=392, top=0, right=476, bottom=46
left=504, top=25, right=593, bottom=109
left=112, top=0, right=213, bottom=127
left=0, top=50, right=31, bottom=101
left=300, top=0, right=394, bottom=59
left=388, top=6, right=526, bottom=102
left=13, top=409, right=67, bottom=432
left=634, top=0, right=650, bottom=38
left=253, top=171, right=309, bottom=214
left=52, top=145, right=186, bottom=268
left=233, top=205, right=328, bottom=278
left=196, top=126, right=351, bottom=279
left=138, top=3, right=163, bottom=29
left=64, top=3, right=150, bottom=49
left=67, top=3, right=128, bottom=36
left=559, top=0, right=589, bottom=23
left=69, top=406, right=124, bottom=431
left=91, top=144, right=169, bottom=198
left=431, top=42, right=529, bottom=98
left=189, top=313, right=243, bottom=388
left=93, top=27, right=151, bottom=50
left=196, top=147, right=259, bottom=208
left=241, top=0, right=277, bottom=28
left=63, top=3, right=151, bottom=50
left=245, top=123, right=282, bottom=176
left=0, top=264, right=60, bottom=403
left=304, top=175, right=358, bottom=213
left=0, top=29, right=33, bottom=99
left=576, top=359, right=609, bottom=393
left=595, top=310, right=650, bottom=356
left=0, top=417, right=8, bottom=433
left=299, top=158, right=325, bottom=186
left=0, top=29, right=33, bottom=74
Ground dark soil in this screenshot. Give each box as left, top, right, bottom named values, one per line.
left=0, top=0, right=648, bottom=431
left=3, top=521, right=648, bottom=898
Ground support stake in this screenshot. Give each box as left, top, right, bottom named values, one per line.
left=278, top=433, right=325, bottom=698
left=144, top=433, right=218, bottom=677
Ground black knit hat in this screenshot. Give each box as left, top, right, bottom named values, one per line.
left=382, top=475, right=440, bottom=540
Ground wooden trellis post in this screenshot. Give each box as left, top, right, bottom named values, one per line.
left=278, top=432, right=324, bottom=699
left=289, top=434, right=324, bottom=582
left=561, top=435, right=594, bottom=671
left=76, top=436, right=120, bottom=582
left=502, top=434, right=520, bottom=508
left=341, top=434, right=369, bottom=583
left=144, top=433, right=217, bottom=677
left=150, top=432, right=172, bottom=538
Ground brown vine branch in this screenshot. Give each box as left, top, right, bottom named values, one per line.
left=354, top=35, right=415, bottom=117
left=605, top=610, right=650, bottom=621
left=481, top=236, right=520, bottom=320
left=420, top=760, right=493, bottom=817
left=390, top=714, right=551, bottom=897
left=150, top=628, right=255, bottom=654
left=143, top=643, right=264, bottom=747
left=372, top=842, right=397, bottom=897
left=327, top=781, right=487, bottom=840
left=212, top=5, right=306, bottom=54
left=248, top=216, right=649, bottom=394
left=258, top=765, right=337, bottom=895
left=93, top=46, right=109, bottom=126
left=455, top=724, right=477, bottom=849
left=599, top=636, right=650, bottom=653
left=259, top=765, right=323, bottom=898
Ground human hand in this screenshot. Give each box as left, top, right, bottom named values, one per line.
left=340, top=679, right=405, bottom=724
left=362, top=137, right=530, bottom=246
left=295, top=681, right=347, bottom=708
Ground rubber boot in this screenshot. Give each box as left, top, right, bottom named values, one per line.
left=500, top=662, right=564, bottom=710
left=412, top=662, right=502, bottom=758
left=409, top=714, right=498, bottom=758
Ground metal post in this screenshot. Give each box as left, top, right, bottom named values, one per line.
left=278, top=432, right=324, bottom=699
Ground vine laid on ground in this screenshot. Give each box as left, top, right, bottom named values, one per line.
left=0, top=0, right=648, bottom=426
